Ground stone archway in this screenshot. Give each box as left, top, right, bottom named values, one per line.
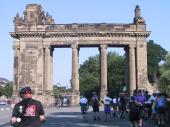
left=10, top=4, right=150, bottom=106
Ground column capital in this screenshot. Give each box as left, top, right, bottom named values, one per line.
left=99, top=44, right=107, bottom=50
left=44, top=45, right=51, bottom=49
left=71, top=44, right=79, bottom=49
left=129, top=44, right=136, bottom=49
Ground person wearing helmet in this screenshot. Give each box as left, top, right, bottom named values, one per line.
left=10, top=86, right=46, bottom=127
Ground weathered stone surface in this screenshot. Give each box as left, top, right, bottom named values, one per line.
left=11, top=4, right=150, bottom=105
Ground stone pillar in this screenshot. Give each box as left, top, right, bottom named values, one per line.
left=49, top=48, right=54, bottom=90
left=71, top=44, right=79, bottom=105
left=13, top=46, right=20, bottom=96
left=129, top=45, right=136, bottom=95
left=124, top=47, right=129, bottom=93
left=99, top=44, right=107, bottom=100
left=44, top=46, right=53, bottom=93
left=136, top=38, right=148, bottom=89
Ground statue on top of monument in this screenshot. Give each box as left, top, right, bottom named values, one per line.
left=133, top=5, right=145, bottom=24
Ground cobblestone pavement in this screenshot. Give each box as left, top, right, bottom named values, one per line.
left=1, top=106, right=154, bottom=127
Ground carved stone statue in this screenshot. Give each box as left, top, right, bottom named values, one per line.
left=133, top=5, right=145, bottom=24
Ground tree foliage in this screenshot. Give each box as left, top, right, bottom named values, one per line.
left=147, top=40, right=168, bottom=83
left=0, top=81, right=13, bottom=98
left=79, top=52, right=125, bottom=100
left=53, top=85, right=61, bottom=97
left=79, top=56, right=100, bottom=99
left=107, top=52, right=125, bottom=97
left=159, top=53, right=170, bottom=96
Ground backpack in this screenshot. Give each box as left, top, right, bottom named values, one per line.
left=156, top=97, right=166, bottom=108
left=91, top=96, right=99, bottom=106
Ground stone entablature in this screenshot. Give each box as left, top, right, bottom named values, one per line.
left=11, top=29, right=149, bottom=38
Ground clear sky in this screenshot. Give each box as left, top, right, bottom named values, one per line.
left=0, top=0, right=170, bottom=87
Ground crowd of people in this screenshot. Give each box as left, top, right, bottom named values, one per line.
left=10, top=86, right=170, bottom=127
left=79, top=90, right=170, bottom=127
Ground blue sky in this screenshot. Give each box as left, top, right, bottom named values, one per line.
left=0, top=0, right=170, bottom=87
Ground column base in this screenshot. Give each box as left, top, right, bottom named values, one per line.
left=70, top=91, right=80, bottom=106
left=33, top=92, right=55, bottom=108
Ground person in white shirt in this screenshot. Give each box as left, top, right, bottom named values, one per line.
left=112, top=96, right=118, bottom=117
left=79, top=95, right=88, bottom=121
left=103, top=94, right=112, bottom=122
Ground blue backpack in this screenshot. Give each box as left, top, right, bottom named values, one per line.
left=156, top=97, right=166, bottom=108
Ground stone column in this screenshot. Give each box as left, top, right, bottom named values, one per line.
left=44, top=46, right=53, bottom=93
left=49, top=47, right=53, bottom=91
left=13, top=46, right=20, bottom=96
left=99, top=44, right=107, bottom=100
left=71, top=44, right=79, bottom=105
left=129, top=45, right=136, bottom=95
left=124, top=47, right=129, bottom=93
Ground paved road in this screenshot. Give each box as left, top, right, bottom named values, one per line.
left=0, top=106, right=153, bottom=127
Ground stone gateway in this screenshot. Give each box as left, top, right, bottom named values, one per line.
left=10, top=4, right=150, bottom=106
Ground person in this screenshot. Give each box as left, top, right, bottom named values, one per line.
left=90, top=92, right=101, bottom=121
left=112, top=96, right=118, bottom=117
left=127, top=96, right=140, bottom=127
left=118, top=92, right=126, bottom=118
left=79, top=95, right=88, bottom=121
left=155, top=93, right=167, bottom=127
left=55, top=97, right=61, bottom=109
left=102, top=94, right=112, bottom=122
left=10, top=86, right=46, bottom=127
left=134, top=89, right=146, bottom=127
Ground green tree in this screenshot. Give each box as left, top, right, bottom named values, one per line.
left=147, top=40, right=167, bottom=83
left=0, top=86, right=3, bottom=96
left=79, top=52, right=125, bottom=99
left=107, top=52, right=125, bottom=97
left=53, top=85, right=60, bottom=97
left=159, top=53, right=170, bottom=96
left=79, top=56, right=100, bottom=99
left=2, top=81, right=13, bottom=98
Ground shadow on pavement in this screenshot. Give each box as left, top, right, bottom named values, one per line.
left=43, top=111, right=131, bottom=127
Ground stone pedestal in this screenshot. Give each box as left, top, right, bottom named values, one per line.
left=33, top=93, right=55, bottom=108
left=70, top=93, right=80, bottom=106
